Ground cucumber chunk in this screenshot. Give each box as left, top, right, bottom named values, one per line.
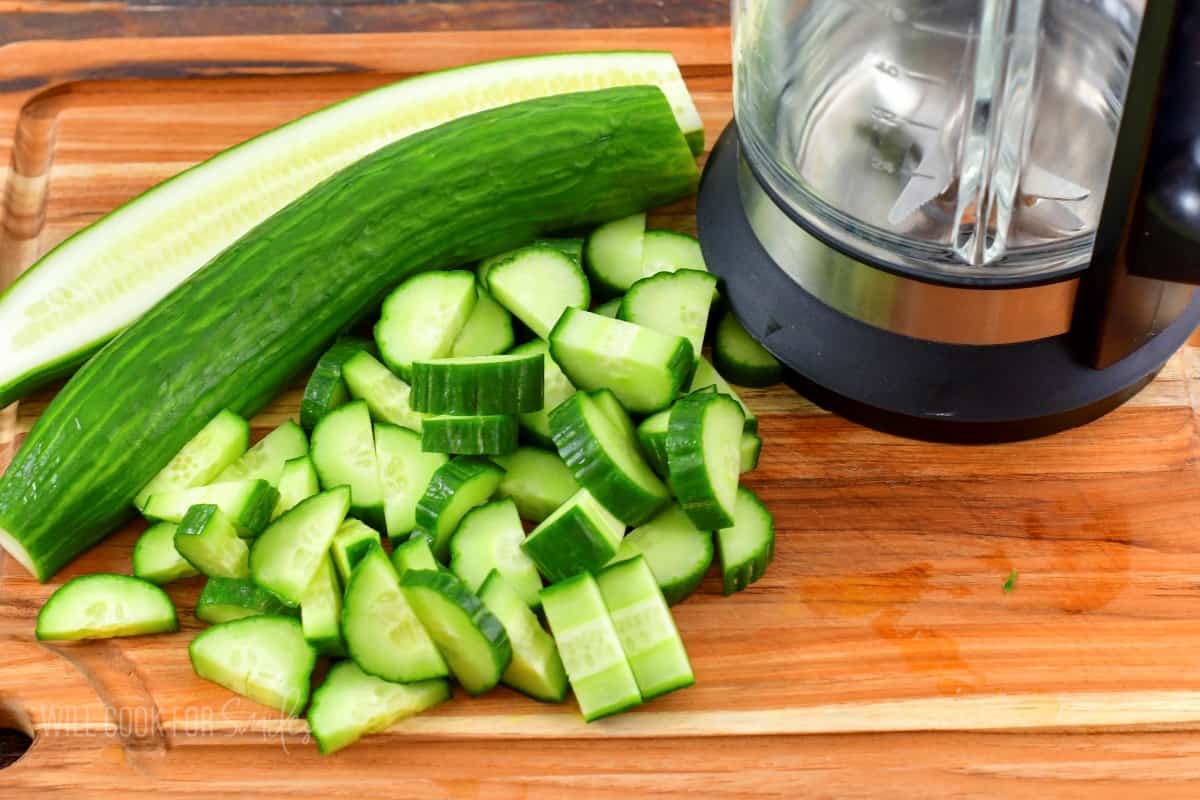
left=301, top=337, right=373, bottom=434
left=641, top=229, right=707, bottom=276
left=592, top=297, right=623, bottom=318
left=421, top=415, right=519, bottom=455
left=415, top=456, right=506, bottom=560
left=401, top=569, right=512, bottom=695
left=619, top=269, right=717, bottom=360
left=597, top=555, right=694, bottom=700
left=330, top=519, right=383, bottom=584
left=477, top=237, right=584, bottom=287
left=690, top=358, right=757, bottom=433
left=411, top=353, right=544, bottom=416
left=540, top=572, right=641, bottom=721
left=195, top=577, right=296, bottom=624
left=174, top=504, right=251, bottom=580
left=311, top=400, right=384, bottom=526
left=343, top=545, right=448, bottom=683
left=342, top=350, right=424, bottom=432
left=451, top=288, right=515, bottom=358
left=135, top=409, right=249, bottom=509
left=713, top=311, right=782, bottom=388
left=487, top=245, right=591, bottom=338
left=249, top=486, right=351, bottom=606
left=375, top=424, right=447, bottom=540
left=521, top=489, right=626, bottom=583
left=376, top=271, right=477, bottom=379
left=188, top=615, right=316, bottom=716
left=611, top=504, right=713, bottom=605
left=450, top=499, right=542, bottom=607
left=584, top=213, right=646, bottom=294
left=550, top=308, right=693, bottom=414
left=492, top=446, right=580, bottom=523
left=667, top=392, right=745, bottom=529
left=509, top=340, right=575, bottom=447
left=479, top=571, right=568, bottom=702
left=740, top=432, right=763, bottom=473
left=36, top=574, right=177, bottom=641
left=274, top=455, right=320, bottom=519
left=143, top=479, right=278, bottom=538
left=635, top=408, right=671, bottom=478
left=307, top=660, right=450, bottom=755
left=216, top=420, right=309, bottom=486
left=300, top=555, right=345, bottom=656
left=391, top=534, right=441, bottom=576
left=716, top=486, right=775, bottom=595
left=132, top=521, right=198, bottom=585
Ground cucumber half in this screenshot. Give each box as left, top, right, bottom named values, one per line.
left=667, top=392, right=745, bottom=529
left=188, top=615, right=316, bottom=716
left=479, top=570, right=568, bottom=703
left=611, top=503, right=713, bottom=605
left=716, top=486, right=775, bottom=595
left=36, top=574, right=178, bottom=641
left=134, top=409, right=249, bottom=510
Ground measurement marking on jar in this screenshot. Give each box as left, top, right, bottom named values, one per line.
left=870, top=105, right=938, bottom=132
left=873, top=59, right=943, bottom=85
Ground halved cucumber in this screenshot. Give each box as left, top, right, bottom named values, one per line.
left=310, top=401, right=384, bottom=526
left=619, top=269, right=717, bottom=359
left=449, top=499, right=542, bottom=607
left=134, top=409, right=249, bottom=509
left=740, top=432, right=763, bottom=473
left=592, top=297, right=623, bottom=318
left=521, top=489, right=626, bottom=583
left=509, top=340, right=575, bottom=447
left=195, top=577, right=296, bottom=624
left=188, top=615, right=316, bottom=716
left=215, top=420, right=309, bottom=485
left=300, top=555, right=345, bottom=656
left=477, top=237, right=585, bottom=287
left=584, top=213, right=646, bottom=295
left=713, top=311, right=782, bottom=388
left=451, top=288, right=515, bottom=358
left=342, top=350, right=424, bottom=432
left=142, top=479, right=278, bottom=538
left=716, top=486, right=775, bottom=595
left=375, top=423, right=448, bottom=540
left=641, top=229, right=707, bottom=276
left=249, top=486, right=351, bottom=606
left=174, top=505, right=251, bottom=580
left=611, top=504, right=713, bottom=605
left=376, top=271, right=477, bottom=379
left=487, top=245, right=591, bottom=338
left=132, top=521, right=198, bottom=585
left=421, top=415, right=519, bottom=455
left=301, top=337, right=372, bottom=433
left=492, top=446, right=580, bottom=523
left=330, top=519, right=383, bottom=584
left=690, top=357, right=757, bottom=433
left=667, top=392, right=745, bottom=529
left=307, top=661, right=450, bottom=755
left=274, top=455, right=320, bottom=519
left=411, top=353, right=544, bottom=416
left=391, top=533, right=441, bottom=576
left=415, top=456, right=506, bottom=560
left=479, top=570, right=568, bottom=702
left=36, top=574, right=177, bottom=641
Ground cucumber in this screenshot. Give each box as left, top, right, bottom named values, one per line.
left=249, top=486, right=351, bottom=606
left=174, top=505, right=251, bottom=580
left=486, top=245, right=591, bottom=338
left=740, top=432, right=763, bottom=473
left=134, top=409, right=249, bottom=509
left=635, top=409, right=671, bottom=478
left=215, top=420, right=309, bottom=485
left=411, top=353, right=544, bottom=416
left=36, top=574, right=177, bottom=641
left=343, top=545, right=448, bottom=683
left=301, top=338, right=372, bottom=433
left=479, top=571, right=568, bottom=702
left=415, top=456, right=506, bottom=560
left=376, top=271, right=478, bottom=379
left=667, top=392, right=745, bottom=530
left=592, top=297, right=623, bottom=318
left=421, top=415, right=519, bottom=455
left=619, top=269, right=717, bottom=359
left=690, top=358, right=758, bottom=433
left=492, top=446, right=579, bottom=523
left=342, top=350, right=424, bottom=432
left=596, top=555, right=694, bottom=700
left=401, top=569, right=512, bottom=696
left=132, top=522, right=198, bottom=585
left=390, top=533, right=441, bottom=576
left=588, top=388, right=638, bottom=446
left=449, top=499, right=542, bottom=607
left=713, top=311, right=782, bottom=388
left=142, top=479, right=278, bottom=538
left=310, top=401, right=384, bottom=526
left=0, top=85, right=701, bottom=582
left=539, top=572, right=641, bottom=721
left=375, top=423, right=447, bottom=540
left=307, top=660, right=450, bottom=755
left=521, top=489, right=626, bottom=583
left=584, top=213, right=646, bottom=295
left=641, top=229, right=707, bottom=276
left=509, top=340, right=575, bottom=447
left=188, top=615, right=316, bottom=716
left=300, top=555, right=345, bottom=656
left=716, top=487, right=775, bottom=595
left=195, top=577, right=296, bottom=624
left=549, top=308, right=693, bottom=415
left=330, top=519, right=383, bottom=584
left=611, top=504, right=713, bottom=605
left=274, top=455, right=320, bottom=519
left=451, top=288, right=515, bottom=358
left=549, top=391, right=669, bottom=526
left=477, top=237, right=585, bottom=287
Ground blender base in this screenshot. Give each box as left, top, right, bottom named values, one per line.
left=697, top=124, right=1200, bottom=443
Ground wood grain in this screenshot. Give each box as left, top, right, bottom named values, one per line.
left=2, top=26, right=1200, bottom=797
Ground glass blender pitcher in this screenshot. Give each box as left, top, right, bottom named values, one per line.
left=698, top=0, right=1200, bottom=441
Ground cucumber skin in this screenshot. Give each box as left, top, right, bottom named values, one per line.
left=301, top=337, right=373, bottom=433
left=667, top=393, right=744, bottom=530
left=421, top=415, right=520, bottom=455
left=195, top=577, right=297, bottom=624
left=0, top=86, right=699, bottom=582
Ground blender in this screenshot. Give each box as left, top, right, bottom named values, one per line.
left=698, top=0, right=1200, bottom=441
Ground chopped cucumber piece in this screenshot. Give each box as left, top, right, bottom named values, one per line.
left=540, top=572, right=641, bottom=721
left=301, top=338, right=373, bottom=433
left=300, top=555, right=345, bottom=656
left=142, top=479, right=278, bottom=538
left=588, top=388, right=637, bottom=446
left=391, top=534, right=440, bottom=576
left=274, top=455, right=320, bottom=519
left=195, top=577, right=295, bottom=624
left=509, top=340, right=575, bottom=447
left=188, top=615, right=316, bottom=716
left=522, top=489, right=625, bottom=583
left=668, top=392, right=744, bottom=530
left=713, top=311, right=782, bottom=388
left=597, top=555, right=694, bottom=700
left=635, top=408, right=671, bottom=478
left=479, top=571, right=567, bottom=702
left=487, top=245, right=591, bottom=338
left=135, top=409, right=249, bottom=509
left=584, top=213, right=646, bottom=294
left=550, top=308, right=693, bottom=414
left=36, top=574, right=177, bottom=641
left=216, top=420, right=309, bottom=485
left=311, top=400, right=384, bottom=526
left=330, top=519, right=383, bottom=584
left=477, top=237, right=584, bottom=287
left=132, top=521, right=197, bottom=585
left=690, top=358, right=757, bottom=433
left=740, top=432, right=763, bottom=473
left=249, top=486, right=351, bottom=606
left=411, top=353, right=543, bottom=416
left=716, top=487, right=775, bottom=595
left=415, top=456, right=506, bottom=560
left=492, top=446, right=579, bottom=523
left=593, top=297, right=623, bottom=318
left=375, top=423, right=447, bottom=540
left=619, top=269, right=716, bottom=359
left=307, top=660, right=450, bottom=755
left=174, top=504, right=251, bottom=580
left=450, top=499, right=542, bottom=607
left=611, top=504, right=713, bottom=605
left=421, top=415, right=519, bottom=455
left=451, top=288, right=515, bottom=357
left=375, top=271, right=477, bottom=379
left=641, top=229, right=706, bottom=276
left=342, top=350, right=424, bottom=432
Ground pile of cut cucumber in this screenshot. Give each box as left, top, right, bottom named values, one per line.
left=35, top=214, right=781, bottom=754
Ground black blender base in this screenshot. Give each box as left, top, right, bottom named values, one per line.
left=697, top=124, right=1200, bottom=443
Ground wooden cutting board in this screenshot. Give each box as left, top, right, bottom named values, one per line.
left=4, top=26, right=1200, bottom=798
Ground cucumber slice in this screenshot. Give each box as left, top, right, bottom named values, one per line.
left=539, top=572, right=641, bottom=721
left=390, top=534, right=440, bottom=576
left=343, top=545, right=448, bottom=683
left=375, top=423, right=447, bottom=540
left=449, top=499, right=542, bottom=607
left=307, top=661, right=450, bottom=755
left=142, top=479, right=278, bottom=538
left=330, top=519, right=383, bottom=584
left=667, top=392, right=745, bottom=529
left=635, top=409, right=671, bottom=478
left=300, top=555, right=345, bottom=656
left=451, top=288, right=515, bottom=358
left=690, top=358, right=757, bottom=433
left=376, top=271, right=477, bottom=379
left=713, top=311, right=782, bottom=388
left=492, top=446, right=579, bottom=523
left=592, top=297, right=623, bottom=318
left=411, top=353, right=544, bottom=415
left=174, top=505, right=251, bottom=580
left=421, top=415, right=519, bottom=455
left=342, top=350, right=424, bottom=432
left=135, top=409, right=249, bottom=509
left=716, top=487, right=775, bottom=595
left=584, top=214, right=646, bottom=294
left=611, top=504, right=712, bottom=605
left=588, top=388, right=638, bottom=446
left=36, top=574, right=177, bottom=641
left=596, top=555, right=694, bottom=700
left=188, top=615, right=316, bottom=716
left=509, top=340, right=575, bottom=447
left=249, top=486, right=351, bottom=606
left=550, top=391, right=669, bottom=526
left=641, top=229, right=707, bottom=276
left=549, top=308, right=693, bottom=414
left=521, top=489, right=626, bottom=583
left=479, top=571, right=568, bottom=702
left=274, top=455, right=320, bottom=519
left=477, top=237, right=585, bottom=287
left=487, top=245, right=591, bottom=339
left=301, top=338, right=372, bottom=433
left=195, top=577, right=296, bottom=624
left=740, top=432, right=763, bottom=473
left=132, top=521, right=198, bottom=585
left=310, top=401, right=384, bottom=526
left=415, top=456, right=506, bottom=560
left=216, top=420, right=309, bottom=485
left=619, top=269, right=717, bottom=359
